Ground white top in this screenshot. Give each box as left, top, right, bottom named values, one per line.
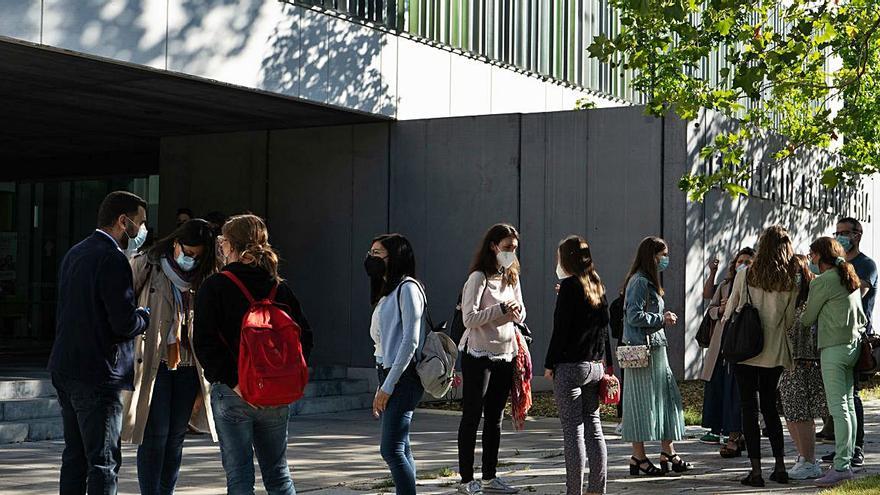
left=370, top=296, right=387, bottom=362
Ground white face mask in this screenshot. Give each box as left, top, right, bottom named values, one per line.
left=496, top=251, right=517, bottom=269
left=556, top=263, right=568, bottom=280
left=123, top=223, right=148, bottom=258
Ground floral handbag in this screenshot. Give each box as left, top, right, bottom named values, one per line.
left=598, top=366, right=621, bottom=405
left=615, top=344, right=650, bottom=368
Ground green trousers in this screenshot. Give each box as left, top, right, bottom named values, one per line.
left=820, top=340, right=861, bottom=471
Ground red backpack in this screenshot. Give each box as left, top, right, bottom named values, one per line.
left=221, top=271, right=309, bottom=406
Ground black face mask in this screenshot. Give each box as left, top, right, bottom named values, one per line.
left=364, top=255, right=387, bottom=278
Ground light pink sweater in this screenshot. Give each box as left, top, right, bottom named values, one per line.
left=459, top=270, right=526, bottom=361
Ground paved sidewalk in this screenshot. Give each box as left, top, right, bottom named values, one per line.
left=1, top=402, right=878, bottom=494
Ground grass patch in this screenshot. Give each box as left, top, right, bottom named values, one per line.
left=416, top=466, right=457, bottom=480
left=370, top=479, right=395, bottom=490
left=820, top=475, right=880, bottom=494
left=859, top=373, right=880, bottom=401
left=420, top=379, right=707, bottom=426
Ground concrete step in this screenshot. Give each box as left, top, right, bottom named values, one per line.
left=0, top=417, right=64, bottom=444
left=0, top=379, right=56, bottom=400
left=290, top=392, right=373, bottom=417
left=303, top=379, right=370, bottom=399
left=308, top=366, right=347, bottom=381
left=0, top=398, right=61, bottom=422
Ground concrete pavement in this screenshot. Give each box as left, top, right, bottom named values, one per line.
left=1, top=402, right=878, bottom=494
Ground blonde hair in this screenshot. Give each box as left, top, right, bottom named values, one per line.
left=222, top=214, right=283, bottom=282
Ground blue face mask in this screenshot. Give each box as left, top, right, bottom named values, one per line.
left=176, top=251, right=197, bottom=272
left=658, top=255, right=670, bottom=272
left=836, top=235, right=853, bottom=253
left=809, top=261, right=821, bottom=275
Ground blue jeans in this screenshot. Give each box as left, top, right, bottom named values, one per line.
left=137, top=363, right=200, bottom=495
left=211, top=383, right=295, bottom=495
left=52, top=372, right=124, bottom=495
left=379, top=366, right=424, bottom=495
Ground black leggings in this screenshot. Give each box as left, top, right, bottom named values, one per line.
left=458, top=353, right=514, bottom=482
left=734, top=364, right=784, bottom=461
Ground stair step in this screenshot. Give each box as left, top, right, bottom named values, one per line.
left=290, top=393, right=373, bottom=417
left=303, top=379, right=369, bottom=399
left=308, top=366, right=347, bottom=381
left=0, top=398, right=61, bottom=421
left=0, top=417, right=64, bottom=444
left=0, top=379, right=56, bottom=400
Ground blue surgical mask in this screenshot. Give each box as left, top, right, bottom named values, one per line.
left=175, top=251, right=197, bottom=272
left=658, top=255, right=670, bottom=272
left=836, top=235, right=853, bottom=253
left=809, top=262, right=821, bottom=275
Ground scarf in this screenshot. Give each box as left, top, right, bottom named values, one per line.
left=510, top=329, right=533, bottom=431
left=160, top=256, right=196, bottom=369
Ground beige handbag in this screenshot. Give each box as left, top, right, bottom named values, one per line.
left=616, top=344, right=651, bottom=368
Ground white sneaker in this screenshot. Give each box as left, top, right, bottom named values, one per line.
left=789, top=457, right=823, bottom=480
left=482, top=478, right=520, bottom=494
left=458, top=480, right=483, bottom=495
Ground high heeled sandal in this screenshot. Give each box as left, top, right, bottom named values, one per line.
left=720, top=434, right=745, bottom=458
left=660, top=452, right=692, bottom=473
left=629, top=456, right=665, bottom=476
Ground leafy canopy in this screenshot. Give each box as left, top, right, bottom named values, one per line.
left=588, top=0, right=880, bottom=201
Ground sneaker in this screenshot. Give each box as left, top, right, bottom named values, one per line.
left=814, top=468, right=854, bottom=488
left=822, top=452, right=836, bottom=463
left=789, top=457, right=823, bottom=480
left=699, top=432, right=721, bottom=444
left=482, top=478, right=519, bottom=494
left=458, top=480, right=483, bottom=495
left=852, top=447, right=865, bottom=467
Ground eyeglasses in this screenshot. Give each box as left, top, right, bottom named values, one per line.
left=834, top=230, right=862, bottom=237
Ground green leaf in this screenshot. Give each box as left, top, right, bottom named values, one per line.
left=723, top=183, right=749, bottom=197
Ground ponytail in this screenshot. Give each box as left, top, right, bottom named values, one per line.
left=222, top=214, right=284, bottom=282
left=810, top=237, right=859, bottom=293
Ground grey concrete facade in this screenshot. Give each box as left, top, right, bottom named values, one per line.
left=160, top=107, right=875, bottom=379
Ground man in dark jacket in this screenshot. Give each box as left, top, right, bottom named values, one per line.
left=48, top=191, right=151, bottom=495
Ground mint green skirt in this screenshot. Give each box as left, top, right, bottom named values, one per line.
left=621, top=346, right=685, bottom=442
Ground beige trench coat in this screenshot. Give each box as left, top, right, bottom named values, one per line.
left=700, top=279, right=732, bottom=382
left=121, top=254, right=217, bottom=444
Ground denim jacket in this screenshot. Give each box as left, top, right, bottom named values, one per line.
left=622, top=271, right=668, bottom=347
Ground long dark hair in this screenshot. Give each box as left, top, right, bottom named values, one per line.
left=469, top=223, right=520, bottom=286
left=558, top=235, right=605, bottom=306
left=792, top=254, right=815, bottom=307
left=810, top=237, right=860, bottom=293
left=146, top=219, right=217, bottom=290
left=724, top=247, right=756, bottom=282
left=748, top=225, right=798, bottom=292
left=369, top=233, right=417, bottom=305
left=624, top=236, right=667, bottom=296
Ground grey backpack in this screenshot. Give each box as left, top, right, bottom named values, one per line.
left=397, top=280, right=459, bottom=398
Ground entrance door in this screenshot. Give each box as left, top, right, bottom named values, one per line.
left=0, top=176, right=158, bottom=365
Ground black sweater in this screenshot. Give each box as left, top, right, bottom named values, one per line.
left=193, top=262, right=313, bottom=388
left=544, top=276, right=612, bottom=370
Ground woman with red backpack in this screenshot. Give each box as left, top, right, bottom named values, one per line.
left=193, top=214, right=313, bottom=495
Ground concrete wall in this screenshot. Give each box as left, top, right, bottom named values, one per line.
left=682, top=109, right=876, bottom=378
left=159, top=107, right=873, bottom=378
left=1, top=1, right=622, bottom=120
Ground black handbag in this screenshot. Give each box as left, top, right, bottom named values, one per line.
left=695, top=312, right=714, bottom=348
left=721, top=272, right=764, bottom=362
